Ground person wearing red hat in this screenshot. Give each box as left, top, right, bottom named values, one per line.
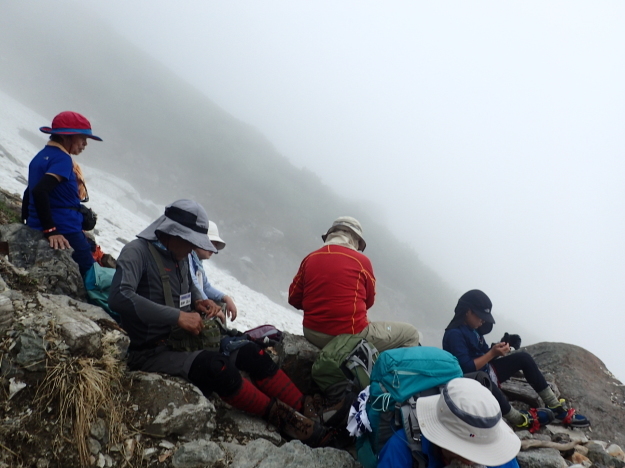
left=21, top=111, right=102, bottom=276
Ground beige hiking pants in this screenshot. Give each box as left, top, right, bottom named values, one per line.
left=303, top=321, right=420, bottom=352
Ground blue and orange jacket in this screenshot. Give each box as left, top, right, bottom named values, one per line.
left=288, top=244, right=375, bottom=335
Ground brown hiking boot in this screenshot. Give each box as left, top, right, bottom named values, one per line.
left=300, top=394, right=354, bottom=428
left=265, top=399, right=330, bottom=447
left=300, top=394, right=323, bottom=421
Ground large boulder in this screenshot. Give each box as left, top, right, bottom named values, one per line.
left=127, top=372, right=217, bottom=439
left=276, top=332, right=321, bottom=394
left=0, top=223, right=86, bottom=299
left=0, top=275, right=14, bottom=334
left=525, top=342, right=625, bottom=447
left=227, top=438, right=356, bottom=468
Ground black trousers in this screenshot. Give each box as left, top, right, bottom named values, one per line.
left=187, top=342, right=278, bottom=398
left=489, top=351, right=549, bottom=414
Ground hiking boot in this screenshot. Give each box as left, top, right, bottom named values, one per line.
left=300, top=394, right=322, bottom=421
left=265, top=399, right=330, bottom=447
left=549, top=399, right=590, bottom=428
left=300, top=394, right=353, bottom=428
left=515, top=408, right=554, bottom=433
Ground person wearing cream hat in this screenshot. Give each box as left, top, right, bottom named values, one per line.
left=289, top=216, right=420, bottom=352
left=189, top=220, right=238, bottom=321
left=378, top=378, right=520, bottom=468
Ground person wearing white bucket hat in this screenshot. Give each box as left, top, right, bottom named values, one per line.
left=289, top=216, right=420, bottom=352
left=378, top=378, right=520, bottom=468
left=109, top=201, right=329, bottom=447
left=188, top=220, right=238, bottom=321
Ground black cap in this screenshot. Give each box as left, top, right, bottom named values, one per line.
left=458, top=289, right=495, bottom=324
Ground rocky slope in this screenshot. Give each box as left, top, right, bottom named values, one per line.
left=0, top=192, right=624, bottom=468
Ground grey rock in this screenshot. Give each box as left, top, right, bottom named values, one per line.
left=231, top=438, right=356, bottom=468
left=0, top=274, right=8, bottom=293
left=129, top=372, right=216, bottom=438
left=87, top=437, right=102, bottom=455
left=517, top=447, right=567, bottom=468
left=277, top=332, right=321, bottom=394
left=15, top=329, right=47, bottom=371
left=38, top=293, right=102, bottom=357
left=587, top=445, right=625, bottom=468
left=501, top=377, right=542, bottom=407
left=40, top=293, right=115, bottom=325
left=224, top=410, right=282, bottom=445
left=221, top=442, right=246, bottom=459
left=588, top=441, right=609, bottom=450
left=0, top=293, right=14, bottom=334
left=546, top=425, right=588, bottom=443
left=525, top=343, right=625, bottom=447
left=0, top=223, right=86, bottom=299
left=516, top=430, right=533, bottom=440
left=38, top=293, right=129, bottom=358
left=90, top=418, right=108, bottom=441
left=172, top=440, right=224, bottom=468
left=607, top=444, right=625, bottom=461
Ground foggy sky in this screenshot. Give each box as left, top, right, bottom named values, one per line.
left=80, top=1, right=625, bottom=380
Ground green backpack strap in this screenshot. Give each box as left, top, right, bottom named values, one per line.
left=147, top=241, right=175, bottom=308
left=145, top=242, right=221, bottom=352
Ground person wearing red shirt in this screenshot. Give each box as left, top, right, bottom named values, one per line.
left=289, top=217, right=420, bottom=352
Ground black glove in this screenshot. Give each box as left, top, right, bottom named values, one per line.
left=500, top=332, right=522, bottom=350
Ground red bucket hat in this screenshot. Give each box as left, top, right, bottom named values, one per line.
left=39, top=111, right=103, bottom=141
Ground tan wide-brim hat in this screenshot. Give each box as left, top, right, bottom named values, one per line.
left=416, top=378, right=520, bottom=466
left=321, top=216, right=366, bottom=251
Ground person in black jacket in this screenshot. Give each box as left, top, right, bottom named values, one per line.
left=443, top=290, right=589, bottom=431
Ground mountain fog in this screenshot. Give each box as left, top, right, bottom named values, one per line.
left=1, top=1, right=623, bottom=380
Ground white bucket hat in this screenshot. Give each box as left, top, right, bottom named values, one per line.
left=207, top=220, right=226, bottom=251
left=416, top=378, right=520, bottom=466
left=321, top=216, right=366, bottom=251
left=137, top=199, right=217, bottom=253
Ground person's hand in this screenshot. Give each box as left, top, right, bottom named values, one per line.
left=490, top=342, right=511, bottom=357
left=48, top=234, right=71, bottom=250
left=194, top=299, right=221, bottom=318
left=501, top=332, right=522, bottom=350
left=223, top=295, right=238, bottom=321
left=177, top=311, right=203, bottom=335
left=215, top=310, right=226, bottom=325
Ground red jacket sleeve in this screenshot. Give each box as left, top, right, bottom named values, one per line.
left=288, top=261, right=305, bottom=310
left=363, top=257, right=376, bottom=309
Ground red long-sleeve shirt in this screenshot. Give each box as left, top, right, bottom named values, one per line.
left=288, top=244, right=376, bottom=335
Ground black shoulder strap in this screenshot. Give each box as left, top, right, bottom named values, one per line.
left=401, top=395, right=432, bottom=468
left=147, top=241, right=175, bottom=308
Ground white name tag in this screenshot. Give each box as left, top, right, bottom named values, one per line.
left=179, top=292, right=192, bottom=308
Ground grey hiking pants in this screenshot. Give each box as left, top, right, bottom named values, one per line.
left=303, top=321, right=420, bottom=352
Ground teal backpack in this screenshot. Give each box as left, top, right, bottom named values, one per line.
left=357, top=346, right=463, bottom=468
left=84, top=263, right=119, bottom=322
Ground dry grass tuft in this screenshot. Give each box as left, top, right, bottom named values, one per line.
left=35, top=332, right=127, bottom=466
